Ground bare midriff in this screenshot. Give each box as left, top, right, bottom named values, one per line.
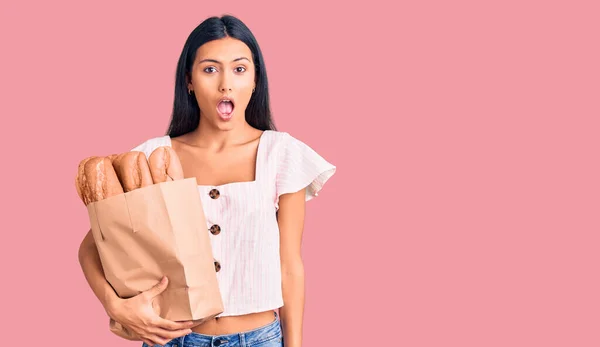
left=191, top=310, right=276, bottom=336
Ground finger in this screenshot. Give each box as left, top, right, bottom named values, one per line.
left=148, top=326, right=192, bottom=340
left=154, top=316, right=196, bottom=331
left=145, top=334, right=171, bottom=346
left=145, top=276, right=169, bottom=299
left=142, top=336, right=160, bottom=346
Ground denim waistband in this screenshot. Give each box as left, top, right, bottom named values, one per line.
left=147, top=311, right=282, bottom=347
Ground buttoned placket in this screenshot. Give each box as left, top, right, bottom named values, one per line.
left=208, top=188, right=222, bottom=273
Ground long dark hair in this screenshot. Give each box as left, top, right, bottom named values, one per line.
left=166, top=15, right=277, bottom=137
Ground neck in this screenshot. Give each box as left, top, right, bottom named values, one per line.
left=187, top=120, right=256, bottom=150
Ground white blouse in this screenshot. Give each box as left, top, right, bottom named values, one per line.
left=129, top=130, right=336, bottom=317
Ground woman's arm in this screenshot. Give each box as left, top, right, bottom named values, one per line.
left=277, top=188, right=307, bottom=347
left=78, top=229, right=121, bottom=316
left=78, top=229, right=195, bottom=345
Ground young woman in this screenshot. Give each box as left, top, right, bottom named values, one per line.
left=78, top=15, right=336, bottom=347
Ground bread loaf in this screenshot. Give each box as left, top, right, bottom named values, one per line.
left=78, top=156, right=123, bottom=205
left=148, top=146, right=184, bottom=183
left=110, top=151, right=153, bottom=192
left=75, top=156, right=96, bottom=205
left=75, top=146, right=185, bottom=205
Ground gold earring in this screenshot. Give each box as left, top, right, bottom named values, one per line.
left=252, top=88, right=255, bottom=93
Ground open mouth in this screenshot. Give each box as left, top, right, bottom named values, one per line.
left=217, top=98, right=235, bottom=118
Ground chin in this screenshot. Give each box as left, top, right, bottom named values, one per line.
left=212, top=115, right=238, bottom=129
left=216, top=123, right=236, bottom=131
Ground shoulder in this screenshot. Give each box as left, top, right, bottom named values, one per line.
left=264, top=130, right=290, bottom=143
left=263, top=130, right=318, bottom=165
left=268, top=130, right=323, bottom=160
left=129, top=135, right=171, bottom=158
left=265, top=130, right=308, bottom=151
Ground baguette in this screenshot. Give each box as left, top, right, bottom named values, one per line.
left=82, top=156, right=124, bottom=204
left=110, top=151, right=153, bottom=192
left=106, top=153, right=118, bottom=164
left=75, top=156, right=96, bottom=205
left=148, top=146, right=184, bottom=183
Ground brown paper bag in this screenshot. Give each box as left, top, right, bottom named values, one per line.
left=86, top=177, right=223, bottom=340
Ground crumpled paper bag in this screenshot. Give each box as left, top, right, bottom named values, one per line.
left=86, top=177, right=223, bottom=340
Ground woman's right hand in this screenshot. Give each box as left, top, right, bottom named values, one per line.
left=108, top=276, right=196, bottom=346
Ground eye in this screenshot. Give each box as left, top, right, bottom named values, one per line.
left=203, top=66, right=217, bottom=73
left=235, top=66, right=246, bottom=73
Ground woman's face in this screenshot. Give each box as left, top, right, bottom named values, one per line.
left=188, top=37, right=256, bottom=128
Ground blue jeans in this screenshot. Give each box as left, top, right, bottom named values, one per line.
left=142, top=311, right=283, bottom=347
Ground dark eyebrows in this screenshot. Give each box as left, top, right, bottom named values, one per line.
left=198, top=57, right=251, bottom=64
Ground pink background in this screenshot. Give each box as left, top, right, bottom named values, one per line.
left=1, top=1, right=599, bottom=346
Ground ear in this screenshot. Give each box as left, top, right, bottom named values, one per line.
left=186, top=73, right=193, bottom=89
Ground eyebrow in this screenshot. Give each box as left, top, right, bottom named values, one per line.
left=198, top=57, right=251, bottom=64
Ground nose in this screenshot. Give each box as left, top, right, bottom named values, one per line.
left=219, top=73, right=233, bottom=92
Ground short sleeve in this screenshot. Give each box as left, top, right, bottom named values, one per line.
left=275, top=132, right=336, bottom=210
left=129, top=140, right=151, bottom=156
left=129, top=137, right=165, bottom=159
